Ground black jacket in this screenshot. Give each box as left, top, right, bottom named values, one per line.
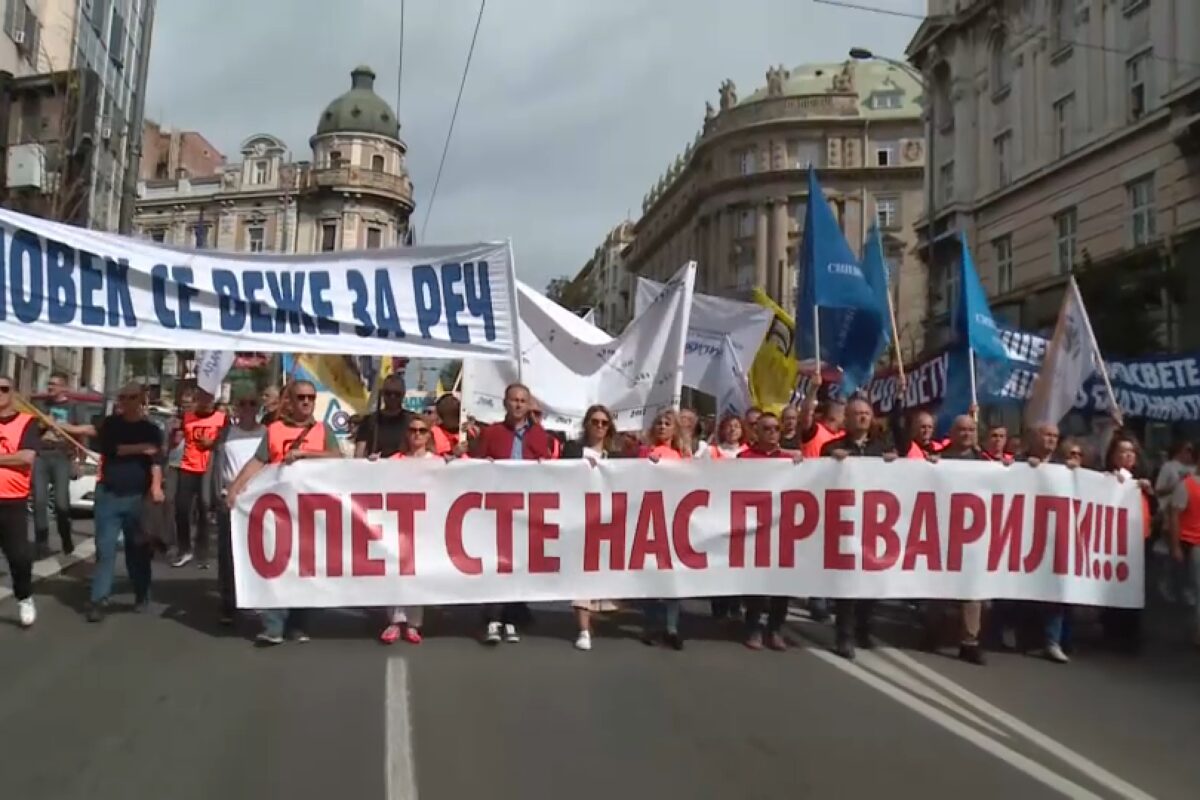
left=820, top=434, right=894, bottom=458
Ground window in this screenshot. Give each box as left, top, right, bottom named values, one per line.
left=149, top=228, right=165, bottom=243
left=736, top=209, right=755, bottom=238
left=993, top=235, right=1013, bottom=293
left=1128, top=175, right=1156, bottom=246
left=932, top=65, right=953, bottom=132
left=994, top=132, right=1012, bottom=188
left=190, top=224, right=211, bottom=249
left=870, top=92, right=901, bottom=110
left=875, top=196, right=899, bottom=229
left=366, top=226, right=383, bottom=249
left=990, top=34, right=1012, bottom=98
left=736, top=148, right=757, bottom=176
left=320, top=223, right=338, bottom=252
left=329, top=150, right=343, bottom=168
left=1053, top=94, right=1075, bottom=157
left=789, top=140, right=822, bottom=169
left=1126, top=50, right=1151, bottom=121
left=1050, top=0, right=1075, bottom=50
left=251, top=159, right=268, bottom=185
left=939, top=161, right=955, bottom=205
left=371, top=154, right=385, bottom=172
left=944, top=262, right=961, bottom=317
left=874, top=141, right=897, bottom=167
left=247, top=226, right=265, bottom=253
left=1054, top=208, right=1077, bottom=274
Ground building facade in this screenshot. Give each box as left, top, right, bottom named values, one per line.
left=140, top=120, right=225, bottom=180
left=134, top=66, right=415, bottom=255
left=0, top=0, right=156, bottom=392
left=908, top=0, right=1200, bottom=350
left=622, top=60, right=928, bottom=357
left=578, top=220, right=635, bottom=334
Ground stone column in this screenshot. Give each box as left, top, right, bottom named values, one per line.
left=755, top=203, right=769, bottom=292
left=769, top=198, right=789, bottom=302
left=715, top=210, right=731, bottom=292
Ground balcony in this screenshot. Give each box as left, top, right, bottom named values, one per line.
left=305, top=166, right=413, bottom=205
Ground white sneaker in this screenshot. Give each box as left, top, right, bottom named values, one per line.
left=504, top=623, right=520, bottom=643
left=1045, top=643, right=1070, bottom=664
left=574, top=630, right=592, bottom=651
left=171, top=552, right=194, bottom=568
left=17, top=597, right=35, bottom=628
left=484, top=621, right=501, bottom=644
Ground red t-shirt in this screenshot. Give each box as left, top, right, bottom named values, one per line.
left=739, top=447, right=792, bottom=459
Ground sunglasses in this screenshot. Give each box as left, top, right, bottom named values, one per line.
left=294, top=393, right=317, bottom=401
left=409, top=427, right=430, bottom=434
left=0, top=386, right=10, bottom=394
left=382, top=390, right=404, bottom=398
left=588, top=417, right=611, bottom=428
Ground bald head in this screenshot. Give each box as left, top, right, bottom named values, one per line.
left=912, top=411, right=935, bottom=445
left=1032, top=423, right=1060, bottom=458
left=949, top=414, right=977, bottom=450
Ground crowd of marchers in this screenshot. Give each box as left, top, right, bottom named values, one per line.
left=2, top=371, right=1198, bottom=667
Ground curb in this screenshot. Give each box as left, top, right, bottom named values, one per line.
left=0, top=538, right=96, bottom=604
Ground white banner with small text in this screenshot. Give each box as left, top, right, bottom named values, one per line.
left=0, top=207, right=518, bottom=359
left=233, top=458, right=1144, bottom=609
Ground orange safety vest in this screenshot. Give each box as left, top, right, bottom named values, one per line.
left=181, top=410, right=227, bottom=474
left=431, top=425, right=460, bottom=456
left=709, top=444, right=747, bottom=460
left=907, top=439, right=948, bottom=460
left=1177, top=476, right=1200, bottom=545
left=549, top=436, right=561, bottom=459
left=644, top=444, right=684, bottom=460
left=265, top=420, right=329, bottom=465
left=0, top=412, right=34, bottom=500
left=802, top=423, right=842, bottom=459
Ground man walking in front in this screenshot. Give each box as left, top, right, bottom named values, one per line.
left=32, top=370, right=82, bottom=558
left=0, top=375, right=41, bottom=626
left=471, top=382, right=555, bottom=644
left=84, top=383, right=166, bottom=622
left=173, top=388, right=225, bottom=568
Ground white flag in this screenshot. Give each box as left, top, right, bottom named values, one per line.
left=1024, top=277, right=1108, bottom=428
left=464, top=263, right=695, bottom=434
left=195, top=350, right=236, bottom=397
left=714, top=334, right=753, bottom=418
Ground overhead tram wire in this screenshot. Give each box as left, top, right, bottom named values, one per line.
left=421, top=0, right=487, bottom=243
left=813, top=0, right=1200, bottom=69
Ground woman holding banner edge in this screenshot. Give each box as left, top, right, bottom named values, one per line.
left=638, top=409, right=689, bottom=650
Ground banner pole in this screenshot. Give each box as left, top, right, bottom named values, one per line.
left=967, top=347, right=979, bottom=416
left=812, top=303, right=822, bottom=383
left=885, top=287, right=906, bottom=383
left=1070, top=276, right=1122, bottom=425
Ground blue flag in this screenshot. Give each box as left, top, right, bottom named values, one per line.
left=952, top=233, right=1007, bottom=362
left=861, top=222, right=892, bottom=357
left=796, top=167, right=887, bottom=394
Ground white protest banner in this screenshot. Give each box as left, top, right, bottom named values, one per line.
left=233, top=458, right=1144, bottom=610
left=464, top=263, right=694, bottom=433
left=0, top=207, right=518, bottom=359
left=636, top=277, right=772, bottom=399
left=714, top=334, right=753, bottom=418
left=194, top=350, right=235, bottom=397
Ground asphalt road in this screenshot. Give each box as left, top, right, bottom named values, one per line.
left=1, top=550, right=1198, bottom=799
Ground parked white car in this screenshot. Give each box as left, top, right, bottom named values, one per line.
left=68, top=460, right=99, bottom=513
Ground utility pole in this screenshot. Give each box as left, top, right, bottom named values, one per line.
left=106, top=0, right=156, bottom=408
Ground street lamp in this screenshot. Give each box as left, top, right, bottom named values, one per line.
left=850, top=47, right=937, bottom=343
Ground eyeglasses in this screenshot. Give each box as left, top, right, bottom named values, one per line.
left=0, top=386, right=11, bottom=394
left=409, top=427, right=430, bottom=435
left=588, top=417, right=611, bottom=428
left=382, top=390, right=404, bottom=398
left=294, top=393, right=316, bottom=401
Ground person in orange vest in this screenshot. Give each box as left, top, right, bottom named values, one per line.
left=227, top=380, right=343, bottom=646
left=0, top=374, right=41, bottom=627
left=743, top=407, right=763, bottom=447
left=430, top=393, right=473, bottom=457
left=529, top=399, right=563, bottom=459
left=1170, top=440, right=1200, bottom=647
left=639, top=409, right=689, bottom=649
left=78, top=383, right=166, bottom=622
left=799, top=381, right=845, bottom=459
left=1102, top=435, right=1154, bottom=653
left=172, top=388, right=226, bottom=568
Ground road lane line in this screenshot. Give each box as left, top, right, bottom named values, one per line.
left=808, top=649, right=1107, bottom=799
left=874, top=646, right=1157, bottom=800
left=386, top=657, right=419, bottom=800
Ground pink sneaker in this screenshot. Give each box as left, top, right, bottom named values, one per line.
left=379, top=624, right=402, bottom=644
left=403, top=626, right=423, bottom=645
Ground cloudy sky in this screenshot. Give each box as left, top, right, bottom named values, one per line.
left=145, top=0, right=922, bottom=293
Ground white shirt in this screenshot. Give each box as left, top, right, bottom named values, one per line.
left=220, top=425, right=266, bottom=488
left=582, top=445, right=606, bottom=461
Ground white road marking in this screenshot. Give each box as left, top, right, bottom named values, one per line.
left=0, top=539, right=97, bottom=604
left=386, top=657, right=419, bottom=800
left=875, top=646, right=1157, bottom=800
left=808, top=649, right=1108, bottom=799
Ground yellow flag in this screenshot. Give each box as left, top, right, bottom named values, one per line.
left=377, top=356, right=394, bottom=391
left=747, top=288, right=798, bottom=415
left=434, top=378, right=445, bottom=397
left=297, top=354, right=371, bottom=414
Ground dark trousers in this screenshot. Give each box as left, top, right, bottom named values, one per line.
left=174, top=469, right=209, bottom=556
left=484, top=603, right=525, bottom=626
left=835, top=599, right=877, bottom=640
left=32, top=452, right=72, bottom=550
left=216, top=508, right=235, bottom=616
left=91, top=489, right=152, bottom=604
left=745, top=596, right=788, bottom=634
left=0, top=500, right=32, bottom=600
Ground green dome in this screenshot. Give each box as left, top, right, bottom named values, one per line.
left=315, top=66, right=400, bottom=139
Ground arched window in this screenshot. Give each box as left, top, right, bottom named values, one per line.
left=990, top=32, right=1012, bottom=96
left=932, top=62, right=953, bottom=131
left=1050, top=0, right=1074, bottom=48
left=371, top=154, right=385, bottom=172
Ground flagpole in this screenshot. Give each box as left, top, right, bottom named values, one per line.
left=812, top=303, right=822, bottom=384
left=1070, top=276, right=1122, bottom=425
left=967, top=346, right=979, bottom=415
left=885, top=285, right=905, bottom=383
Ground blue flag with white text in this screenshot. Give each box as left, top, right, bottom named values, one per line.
left=861, top=221, right=891, bottom=358
left=796, top=168, right=887, bottom=394
left=951, top=233, right=1007, bottom=362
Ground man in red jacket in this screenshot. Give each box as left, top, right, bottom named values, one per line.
left=471, top=383, right=555, bottom=643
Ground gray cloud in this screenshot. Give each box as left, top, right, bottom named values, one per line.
left=146, top=0, right=921, bottom=292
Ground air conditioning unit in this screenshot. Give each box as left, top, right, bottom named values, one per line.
left=12, top=30, right=25, bottom=46
left=6, top=143, right=46, bottom=189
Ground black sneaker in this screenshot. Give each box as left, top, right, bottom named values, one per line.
left=85, top=604, right=104, bottom=623
left=34, top=543, right=52, bottom=561
left=665, top=632, right=684, bottom=651
left=834, top=637, right=856, bottom=661
left=132, top=597, right=151, bottom=614
left=62, top=540, right=75, bottom=557
left=219, top=612, right=235, bottom=627
left=855, top=630, right=874, bottom=650
left=958, top=644, right=987, bottom=666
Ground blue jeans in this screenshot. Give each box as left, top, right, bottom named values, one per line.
left=91, top=488, right=152, bottom=604
left=644, top=599, right=681, bottom=634
left=1044, top=604, right=1066, bottom=647
left=260, top=608, right=311, bottom=638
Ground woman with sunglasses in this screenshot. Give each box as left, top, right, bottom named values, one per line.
left=377, top=417, right=443, bottom=645
left=227, top=380, right=342, bottom=646
left=211, top=387, right=266, bottom=625
left=638, top=410, right=689, bottom=649
left=562, top=405, right=624, bottom=650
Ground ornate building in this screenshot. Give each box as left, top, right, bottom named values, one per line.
left=621, top=60, right=927, bottom=356
left=573, top=220, right=636, bottom=335
left=134, top=66, right=414, bottom=254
